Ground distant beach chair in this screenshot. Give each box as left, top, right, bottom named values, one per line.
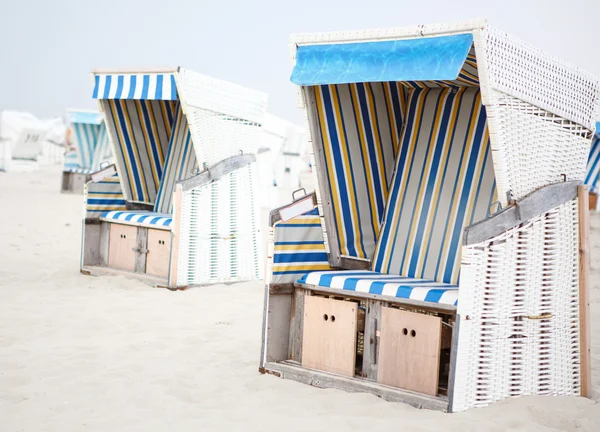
left=260, top=19, right=599, bottom=412
left=61, top=110, right=114, bottom=193
left=584, top=123, right=600, bottom=210
left=0, top=126, right=46, bottom=172
left=81, top=67, right=267, bottom=287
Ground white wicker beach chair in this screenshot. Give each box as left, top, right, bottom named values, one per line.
left=61, top=110, right=113, bottom=193
left=259, top=19, right=599, bottom=412
left=81, top=67, right=267, bottom=287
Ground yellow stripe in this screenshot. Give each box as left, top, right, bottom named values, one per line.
left=272, top=264, right=332, bottom=272
left=331, top=85, right=363, bottom=258
left=401, top=88, right=449, bottom=276
left=136, top=101, right=160, bottom=191
left=415, top=87, right=466, bottom=278
left=274, top=244, right=326, bottom=251
left=315, top=86, right=347, bottom=256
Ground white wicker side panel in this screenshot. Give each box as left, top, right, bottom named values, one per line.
left=483, top=92, right=593, bottom=206
left=176, top=68, right=268, bottom=166
left=452, top=199, right=581, bottom=411
left=477, top=26, right=600, bottom=130
left=177, top=162, right=260, bottom=286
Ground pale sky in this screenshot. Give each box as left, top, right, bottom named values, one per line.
left=1, top=0, right=599, bottom=124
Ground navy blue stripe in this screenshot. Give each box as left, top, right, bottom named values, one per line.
left=274, top=252, right=328, bottom=264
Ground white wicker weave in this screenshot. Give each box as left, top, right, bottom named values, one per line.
left=452, top=199, right=581, bottom=411
left=177, top=68, right=268, bottom=166
left=177, top=162, right=261, bottom=285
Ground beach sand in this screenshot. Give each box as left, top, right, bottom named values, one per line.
left=1, top=165, right=599, bottom=431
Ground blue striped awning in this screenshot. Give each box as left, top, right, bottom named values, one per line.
left=291, top=34, right=474, bottom=86
left=93, top=73, right=178, bottom=100
left=67, top=111, right=103, bottom=125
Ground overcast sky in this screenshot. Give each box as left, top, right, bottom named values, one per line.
left=1, top=0, right=599, bottom=124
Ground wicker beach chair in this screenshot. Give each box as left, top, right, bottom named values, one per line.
left=81, top=67, right=267, bottom=287
left=260, top=19, right=599, bottom=412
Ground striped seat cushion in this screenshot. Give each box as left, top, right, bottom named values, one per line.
left=100, top=210, right=172, bottom=230
left=299, top=270, right=458, bottom=306
left=64, top=167, right=93, bottom=174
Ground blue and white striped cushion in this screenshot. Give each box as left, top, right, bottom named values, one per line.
left=65, top=167, right=93, bottom=174
left=101, top=210, right=172, bottom=230
left=299, top=270, right=458, bottom=306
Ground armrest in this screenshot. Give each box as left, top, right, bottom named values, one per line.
left=178, top=153, right=256, bottom=192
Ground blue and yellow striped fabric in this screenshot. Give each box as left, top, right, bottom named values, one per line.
left=372, top=87, right=496, bottom=284
left=101, top=99, right=177, bottom=204
left=93, top=73, right=177, bottom=101
left=85, top=175, right=127, bottom=218
left=71, top=122, right=102, bottom=170
left=313, top=82, right=406, bottom=260
left=154, top=103, right=198, bottom=214
left=585, top=129, right=600, bottom=194
left=89, top=123, right=112, bottom=172
left=271, top=208, right=334, bottom=284
left=299, top=270, right=458, bottom=306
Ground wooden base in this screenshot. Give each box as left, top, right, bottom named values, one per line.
left=261, top=361, right=449, bottom=411
left=589, top=191, right=598, bottom=212
left=61, top=171, right=90, bottom=194
left=261, top=284, right=455, bottom=409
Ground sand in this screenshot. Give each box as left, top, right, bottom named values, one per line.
left=1, top=165, right=599, bottom=431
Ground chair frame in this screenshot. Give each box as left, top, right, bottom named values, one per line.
left=259, top=19, right=599, bottom=412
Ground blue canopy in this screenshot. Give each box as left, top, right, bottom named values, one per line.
left=291, top=34, right=474, bottom=86
left=67, top=111, right=104, bottom=125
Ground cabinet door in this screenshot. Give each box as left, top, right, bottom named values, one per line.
left=108, top=224, right=138, bottom=272
left=146, top=229, right=171, bottom=278
left=377, top=308, right=442, bottom=396
left=301, top=296, right=358, bottom=377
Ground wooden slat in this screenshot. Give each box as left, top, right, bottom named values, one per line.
left=464, top=181, right=580, bottom=245
left=265, top=292, right=292, bottom=363
left=377, top=308, right=442, bottom=396
left=98, top=222, right=110, bottom=266
left=288, top=289, right=305, bottom=362
left=134, top=227, right=148, bottom=273
left=302, top=296, right=358, bottom=377
left=263, top=361, right=448, bottom=411
left=578, top=185, right=591, bottom=398
left=361, top=299, right=382, bottom=380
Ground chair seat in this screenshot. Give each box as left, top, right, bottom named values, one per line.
left=298, top=270, right=458, bottom=306
left=100, top=211, right=172, bottom=230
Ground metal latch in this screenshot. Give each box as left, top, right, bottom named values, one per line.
left=132, top=247, right=149, bottom=254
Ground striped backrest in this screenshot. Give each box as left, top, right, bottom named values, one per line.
left=585, top=132, right=600, bottom=194
left=71, top=122, right=101, bottom=169
left=372, top=86, right=496, bottom=284
left=85, top=174, right=127, bottom=218
left=154, top=104, right=198, bottom=213
left=271, top=208, right=334, bottom=284
left=89, top=122, right=112, bottom=171
left=313, top=82, right=406, bottom=260
left=101, top=99, right=177, bottom=203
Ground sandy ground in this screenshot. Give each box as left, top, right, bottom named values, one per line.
left=1, top=166, right=599, bottom=431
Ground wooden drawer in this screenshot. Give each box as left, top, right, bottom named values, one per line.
left=108, top=224, right=137, bottom=272
left=301, top=296, right=358, bottom=377
left=146, top=229, right=171, bottom=278
left=377, top=308, right=442, bottom=396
